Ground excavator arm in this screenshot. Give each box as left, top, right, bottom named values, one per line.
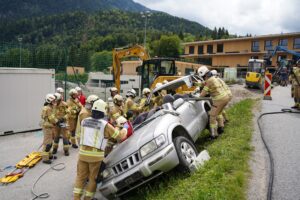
left=112, top=45, right=150, bottom=92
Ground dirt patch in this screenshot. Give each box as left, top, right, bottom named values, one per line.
left=228, top=84, right=262, bottom=106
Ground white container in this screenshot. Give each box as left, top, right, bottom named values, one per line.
left=223, top=68, right=237, bottom=82
left=0, top=68, right=55, bottom=135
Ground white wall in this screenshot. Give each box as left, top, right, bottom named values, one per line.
left=0, top=68, right=55, bottom=134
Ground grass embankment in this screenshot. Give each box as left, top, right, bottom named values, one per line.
left=126, top=99, right=255, bottom=200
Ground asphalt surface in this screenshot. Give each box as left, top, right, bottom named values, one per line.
left=0, top=131, right=106, bottom=200
left=259, top=85, right=300, bottom=200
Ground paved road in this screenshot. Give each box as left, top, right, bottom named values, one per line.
left=260, top=85, right=300, bottom=200
left=0, top=131, right=106, bottom=200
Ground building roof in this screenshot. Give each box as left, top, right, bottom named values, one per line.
left=183, top=32, right=300, bottom=46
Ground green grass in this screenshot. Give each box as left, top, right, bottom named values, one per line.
left=125, top=99, right=255, bottom=200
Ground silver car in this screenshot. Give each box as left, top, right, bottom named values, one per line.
left=99, top=75, right=211, bottom=199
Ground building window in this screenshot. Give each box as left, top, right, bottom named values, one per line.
left=293, top=38, right=300, bottom=49
left=198, top=45, right=203, bottom=54
left=217, top=44, right=223, bottom=53
left=207, top=45, right=213, bottom=54
left=251, top=41, right=260, bottom=52
left=278, top=39, right=288, bottom=48
left=189, top=46, right=195, bottom=54
left=264, top=40, right=273, bottom=50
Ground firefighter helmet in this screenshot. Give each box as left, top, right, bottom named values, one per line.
left=45, top=94, right=56, bottom=103
left=198, top=66, right=209, bottom=77
left=113, top=94, right=123, bottom=104
left=56, top=87, right=64, bottom=93
left=92, top=99, right=107, bottom=113
left=110, top=87, right=118, bottom=92
left=86, top=95, right=99, bottom=104
left=126, top=89, right=136, bottom=98
left=69, top=89, right=78, bottom=96
left=75, top=87, right=82, bottom=91
left=211, top=70, right=218, bottom=76
left=142, top=88, right=151, bottom=95
left=54, top=93, right=62, bottom=101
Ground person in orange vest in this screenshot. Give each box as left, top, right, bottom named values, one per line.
left=73, top=99, right=127, bottom=200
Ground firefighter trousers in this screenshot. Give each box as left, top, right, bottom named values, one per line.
left=68, top=118, right=78, bottom=145
left=73, top=159, right=101, bottom=200
left=41, top=127, right=53, bottom=161
left=53, top=127, right=69, bottom=152
left=209, top=95, right=231, bottom=134
left=294, top=85, right=300, bottom=107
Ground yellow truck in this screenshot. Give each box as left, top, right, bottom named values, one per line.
left=245, top=59, right=266, bottom=90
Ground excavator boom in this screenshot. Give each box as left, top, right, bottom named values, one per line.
left=112, top=45, right=150, bottom=92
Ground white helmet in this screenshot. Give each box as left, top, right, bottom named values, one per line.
left=155, top=83, right=163, bottom=89
left=86, top=95, right=99, bottom=104
left=211, top=70, right=218, bottom=76
left=45, top=94, right=56, bottom=103
left=54, top=93, right=62, bottom=101
left=69, top=89, right=78, bottom=96
left=116, top=116, right=127, bottom=127
left=126, top=89, right=136, bottom=98
left=110, top=87, right=118, bottom=92
left=142, top=88, right=151, bottom=95
left=75, top=87, right=82, bottom=91
left=56, top=87, right=64, bottom=93
left=113, top=94, right=123, bottom=103
left=198, top=66, right=209, bottom=77
left=92, top=99, right=107, bottom=113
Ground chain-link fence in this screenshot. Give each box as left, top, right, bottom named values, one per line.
left=0, top=42, right=91, bottom=72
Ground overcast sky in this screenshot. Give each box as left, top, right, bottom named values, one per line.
left=134, top=0, right=300, bottom=36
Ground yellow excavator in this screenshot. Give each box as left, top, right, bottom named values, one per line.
left=112, top=45, right=195, bottom=93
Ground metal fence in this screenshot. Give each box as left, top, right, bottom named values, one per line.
left=0, top=42, right=91, bottom=72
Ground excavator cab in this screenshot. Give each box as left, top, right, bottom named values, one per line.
left=246, top=59, right=265, bottom=89
left=139, top=58, right=177, bottom=90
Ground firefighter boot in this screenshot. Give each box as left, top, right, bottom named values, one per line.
left=52, top=137, right=60, bottom=154
left=218, top=127, right=224, bottom=134
left=63, top=138, right=70, bottom=156
left=209, top=127, right=218, bottom=140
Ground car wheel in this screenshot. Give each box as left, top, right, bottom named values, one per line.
left=174, top=136, right=198, bottom=172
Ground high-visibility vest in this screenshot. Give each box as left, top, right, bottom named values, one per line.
left=80, top=118, right=108, bottom=151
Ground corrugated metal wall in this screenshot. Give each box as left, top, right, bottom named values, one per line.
left=0, top=68, right=55, bottom=134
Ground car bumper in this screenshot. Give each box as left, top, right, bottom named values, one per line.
left=99, top=143, right=179, bottom=198
left=246, top=81, right=260, bottom=87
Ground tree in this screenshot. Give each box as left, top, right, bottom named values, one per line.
left=151, top=35, right=181, bottom=58
left=90, top=51, right=112, bottom=71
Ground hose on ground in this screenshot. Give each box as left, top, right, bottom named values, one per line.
left=31, top=163, right=66, bottom=200
left=257, top=108, right=300, bottom=200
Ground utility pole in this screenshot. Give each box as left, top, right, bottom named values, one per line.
left=18, top=37, right=22, bottom=68
left=141, top=11, right=151, bottom=49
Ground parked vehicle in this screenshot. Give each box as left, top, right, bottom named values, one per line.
left=99, top=75, right=211, bottom=199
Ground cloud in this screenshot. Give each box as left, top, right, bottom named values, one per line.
left=134, top=0, right=300, bottom=35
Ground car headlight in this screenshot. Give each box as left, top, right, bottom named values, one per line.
left=102, top=168, right=113, bottom=179
left=140, top=135, right=166, bottom=158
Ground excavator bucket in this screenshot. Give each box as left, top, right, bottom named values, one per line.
left=16, top=152, right=41, bottom=169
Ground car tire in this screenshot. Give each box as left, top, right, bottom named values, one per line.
left=173, top=136, right=198, bottom=172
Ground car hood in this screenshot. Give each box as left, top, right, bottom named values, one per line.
left=104, top=116, right=160, bottom=166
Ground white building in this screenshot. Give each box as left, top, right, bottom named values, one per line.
left=87, top=72, right=140, bottom=101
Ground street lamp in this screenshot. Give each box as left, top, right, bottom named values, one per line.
left=141, top=11, right=151, bottom=49
left=18, top=37, right=22, bottom=68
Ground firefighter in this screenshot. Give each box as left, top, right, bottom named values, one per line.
left=73, top=99, right=127, bottom=200
left=41, top=94, right=58, bottom=164
left=198, top=66, right=231, bottom=139
left=76, top=95, right=99, bottom=144
left=211, top=70, right=232, bottom=126
left=109, top=94, right=124, bottom=124
left=138, top=88, right=151, bottom=112
left=107, top=87, right=118, bottom=109
left=67, top=89, right=82, bottom=148
left=124, top=89, right=140, bottom=115
left=52, top=93, right=70, bottom=156
left=291, top=61, right=300, bottom=109
left=56, top=87, right=65, bottom=100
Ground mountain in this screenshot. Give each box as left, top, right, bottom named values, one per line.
left=0, top=0, right=149, bottom=19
